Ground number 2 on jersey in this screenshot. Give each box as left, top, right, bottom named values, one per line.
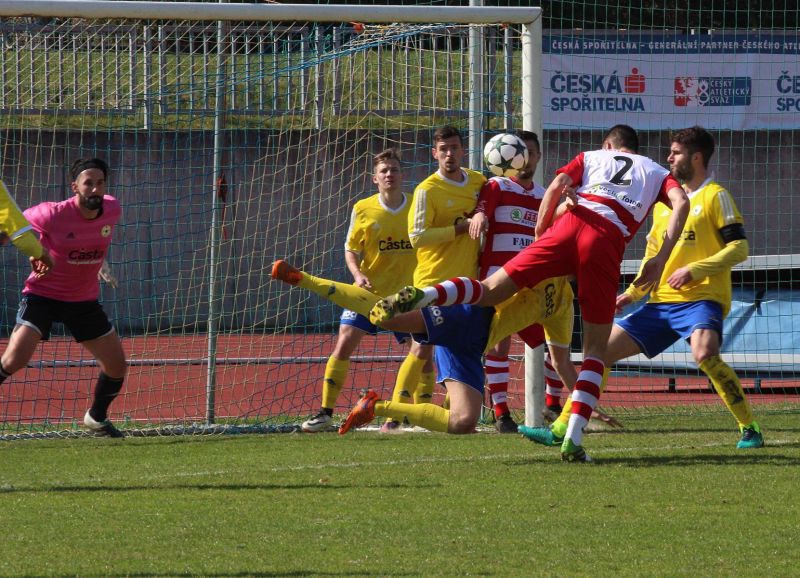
left=610, top=155, right=633, bottom=186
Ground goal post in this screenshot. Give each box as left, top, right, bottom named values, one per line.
left=0, top=1, right=544, bottom=436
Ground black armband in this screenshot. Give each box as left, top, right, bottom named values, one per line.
left=719, top=223, right=747, bottom=243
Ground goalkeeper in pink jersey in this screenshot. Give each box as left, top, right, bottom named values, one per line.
left=0, top=158, right=127, bottom=437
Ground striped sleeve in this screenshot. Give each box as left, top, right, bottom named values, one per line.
left=408, top=187, right=428, bottom=243
left=344, top=205, right=361, bottom=253
left=715, top=188, right=743, bottom=226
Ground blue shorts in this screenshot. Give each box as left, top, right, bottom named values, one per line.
left=415, top=304, right=493, bottom=393
left=615, top=300, right=724, bottom=359
left=340, top=309, right=409, bottom=344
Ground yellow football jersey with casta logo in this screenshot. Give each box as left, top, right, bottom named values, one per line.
left=487, top=276, right=574, bottom=352
left=345, top=192, right=416, bottom=296
left=409, top=168, right=485, bottom=285
left=644, top=179, right=744, bottom=316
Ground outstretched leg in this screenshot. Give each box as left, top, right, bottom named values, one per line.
left=370, top=269, right=520, bottom=324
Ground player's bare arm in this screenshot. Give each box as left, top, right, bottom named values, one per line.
left=535, top=173, right=573, bottom=238
left=633, top=185, right=689, bottom=289
left=615, top=292, right=633, bottom=314
left=454, top=216, right=473, bottom=236
left=468, top=211, right=488, bottom=239
left=344, top=250, right=371, bottom=289
left=30, top=252, right=53, bottom=277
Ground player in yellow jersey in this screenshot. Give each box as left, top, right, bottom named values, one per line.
left=523, top=126, right=764, bottom=450
left=0, top=180, right=53, bottom=275
left=377, top=125, right=487, bottom=431
left=300, top=149, right=419, bottom=432
left=271, top=259, right=574, bottom=434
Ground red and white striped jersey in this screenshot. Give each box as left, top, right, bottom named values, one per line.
left=557, top=149, right=679, bottom=241
left=475, top=176, right=545, bottom=278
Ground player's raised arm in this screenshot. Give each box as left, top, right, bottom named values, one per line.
left=534, top=173, right=573, bottom=238
left=633, top=184, right=689, bottom=290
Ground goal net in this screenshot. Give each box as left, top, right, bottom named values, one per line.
left=1, top=2, right=798, bottom=438
left=0, top=2, right=543, bottom=436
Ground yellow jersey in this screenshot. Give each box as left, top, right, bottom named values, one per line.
left=487, top=276, right=574, bottom=352
left=345, top=192, right=416, bottom=296
left=640, top=179, right=744, bottom=316
left=409, top=168, right=485, bottom=286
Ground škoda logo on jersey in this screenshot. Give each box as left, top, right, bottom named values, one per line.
left=378, top=238, right=413, bottom=252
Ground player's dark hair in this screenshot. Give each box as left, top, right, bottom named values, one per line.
left=373, top=148, right=402, bottom=169
left=602, top=124, right=639, bottom=153
left=70, top=158, right=109, bottom=181
left=433, top=125, right=463, bottom=145
left=671, top=126, right=715, bottom=168
left=515, top=130, right=540, bottom=152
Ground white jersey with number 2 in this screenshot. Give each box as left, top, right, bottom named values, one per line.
left=558, top=149, right=671, bottom=241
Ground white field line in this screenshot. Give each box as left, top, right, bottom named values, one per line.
left=2, top=436, right=794, bottom=491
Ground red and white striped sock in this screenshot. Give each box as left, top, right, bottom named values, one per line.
left=423, top=277, right=484, bottom=307
left=565, top=356, right=604, bottom=446
left=543, top=352, right=563, bottom=409
left=485, top=354, right=511, bottom=418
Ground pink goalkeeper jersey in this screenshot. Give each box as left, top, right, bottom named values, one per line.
left=23, top=196, right=121, bottom=301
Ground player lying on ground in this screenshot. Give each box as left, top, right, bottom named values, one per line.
left=370, top=125, right=688, bottom=462
left=272, top=260, right=621, bottom=435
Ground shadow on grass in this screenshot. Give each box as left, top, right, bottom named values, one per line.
left=506, top=450, right=800, bottom=468
left=601, top=425, right=799, bottom=435
left=0, top=480, right=436, bottom=494
left=13, top=572, right=414, bottom=578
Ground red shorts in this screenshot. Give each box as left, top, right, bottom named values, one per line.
left=502, top=206, right=625, bottom=324
left=517, top=323, right=545, bottom=349
left=481, top=254, right=545, bottom=347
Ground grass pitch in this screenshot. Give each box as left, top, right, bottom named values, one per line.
left=1, top=413, right=799, bottom=577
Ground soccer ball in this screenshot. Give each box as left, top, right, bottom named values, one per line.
left=483, top=133, right=529, bottom=177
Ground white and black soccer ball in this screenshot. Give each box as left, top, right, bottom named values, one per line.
left=483, top=133, right=529, bottom=177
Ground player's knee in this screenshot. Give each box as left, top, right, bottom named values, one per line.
left=448, top=413, right=478, bottom=434
left=693, top=348, right=718, bottom=366
left=101, top=358, right=128, bottom=379
left=1, top=353, right=28, bottom=375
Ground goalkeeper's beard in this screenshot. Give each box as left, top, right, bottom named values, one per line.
left=80, top=194, right=104, bottom=211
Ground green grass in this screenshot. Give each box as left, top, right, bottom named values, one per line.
left=1, top=413, right=799, bottom=577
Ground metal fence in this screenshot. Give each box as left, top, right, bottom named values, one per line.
left=0, top=20, right=519, bottom=128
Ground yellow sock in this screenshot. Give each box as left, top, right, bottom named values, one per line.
left=442, top=392, right=450, bottom=410
left=414, top=371, right=436, bottom=404
left=699, top=355, right=754, bottom=429
left=375, top=400, right=449, bottom=433
left=552, top=398, right=570, bottom=438
left=552, top=367, right=610, bottom=438
left=297, top=272, right=378, bottom=318
left=391, top=352, right=425, bottom=404
left=321, top=356, right=349, bottom=409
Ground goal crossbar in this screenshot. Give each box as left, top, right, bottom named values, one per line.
left=0, top=1, right=541, bottom=24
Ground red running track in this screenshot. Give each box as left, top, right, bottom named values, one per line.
left=1, top=333, right=797, bottom=426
